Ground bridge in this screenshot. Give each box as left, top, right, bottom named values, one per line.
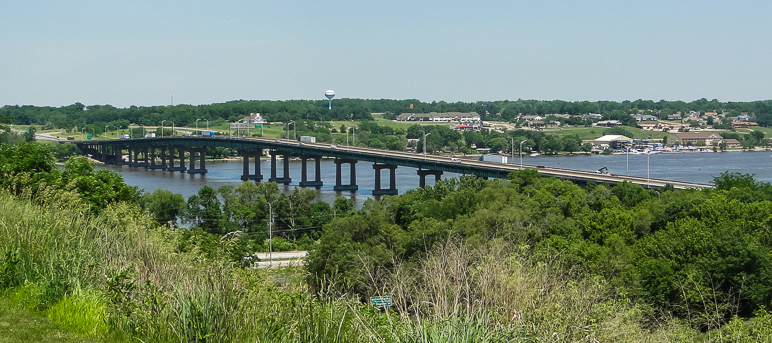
left=75, top=136, right=713, bottom=193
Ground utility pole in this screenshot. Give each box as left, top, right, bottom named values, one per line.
left=519, top=139, right=527, bottom=168
left=268, top=202, right=273, bottom=268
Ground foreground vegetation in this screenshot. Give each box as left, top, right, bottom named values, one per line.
left=3, top=141, right=772, bottom=341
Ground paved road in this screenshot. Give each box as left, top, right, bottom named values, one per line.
left=253, top=137, right=712, bottom=190
left=250, top=251, right=308, bottom=269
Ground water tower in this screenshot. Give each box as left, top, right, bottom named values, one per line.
left=325, top=90, right=335, bottom=110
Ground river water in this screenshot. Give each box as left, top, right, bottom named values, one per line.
left=99, top=151, right=771, bottom=207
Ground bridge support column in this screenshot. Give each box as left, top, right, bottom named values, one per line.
left=149, top=147, right=167, bottom=170
left=187, top=148, right=208, bottom=174
left=268, top=151, right=291, bottom=184
left=373, top=164, right=398, bottom=195
left=116, top=146, right=130, bottom=165
left=103, top=146, right=115, bottom=164
left=166, top=147, right=187, bottom=172
left=240, top=149, right=263, bottom=181
left=334, top=159, right=358, bottom=191
left=418, top=169, right=443, bottom=188
left=299, top=155, right=323, bottom=188
left=139, top=146, right=150, bottom=168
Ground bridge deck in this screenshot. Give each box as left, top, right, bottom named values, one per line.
left=76, top=136, right=713, bottom=190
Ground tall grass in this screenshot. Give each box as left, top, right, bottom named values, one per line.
left=0, top=190, right=753, bottom=342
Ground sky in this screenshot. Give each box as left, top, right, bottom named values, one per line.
left=2, top=0, right=771, bottom=107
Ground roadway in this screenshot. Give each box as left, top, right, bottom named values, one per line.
left=76, top=135, right=713, bottom=190
left=243, top=137, right=712, bottom=190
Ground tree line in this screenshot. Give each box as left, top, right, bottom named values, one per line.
left=4, top=98, right=772, bottom=131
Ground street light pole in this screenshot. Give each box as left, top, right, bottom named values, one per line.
left=346, top=127, right=350, bottom=145
left=161, top=120, right=166, bottom=138
left=171, top=122, right=175, bottom=137
left=104, top=125, right=109, bottom=138
left=519, top=139, right=527, bottom=168
left=352, top=127, right=356, bottom=146
left=627, top=142, right=630, bottom=175
left=422, top=131, right=431, bottom=159
left=647, top=151, right=651, bottom=188
left=196, top=119, right=200, bottom=136
left=287, top=121, right=295, bottom=140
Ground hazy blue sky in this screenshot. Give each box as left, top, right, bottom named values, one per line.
left=2, top=0, right=771, bottom=107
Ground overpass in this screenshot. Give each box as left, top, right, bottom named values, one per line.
left=75, top=136, right=713, bottom=194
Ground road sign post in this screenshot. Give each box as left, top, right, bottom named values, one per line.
left=370, top=295, right=392, bottom=310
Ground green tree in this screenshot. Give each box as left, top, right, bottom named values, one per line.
left=184, top=186, right=225, bottom=234
left=145, top=189, right=186, bottom=226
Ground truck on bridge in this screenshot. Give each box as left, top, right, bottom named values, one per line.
left=479, top=154, right=508, bottom=164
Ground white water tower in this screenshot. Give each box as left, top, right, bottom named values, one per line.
left=325, top=90, right=335, bottom=110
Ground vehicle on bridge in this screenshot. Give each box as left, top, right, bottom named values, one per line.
left=479, top=155, right=508, bottom=164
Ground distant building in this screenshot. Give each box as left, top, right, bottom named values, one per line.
left=634, top=114, right=659, bottom=122
left=592, top=120, right=622, bottom=127
left=672, top=132, right=722, bottom=146
left=240, top=113, right=267, bottom=124
left=450, top=123, right=481, bottom=131
left=396, top=112, right=480, bottom=123
left=581, top=113, right=603, bottom=120
left=732, top=121, right=758, bottom=129
left=723, top=139, right=742, bottom=149
left=231, top=113, right=267, bottom=130
left=593, top=135, right=633, bottom=149
left=667, top=113, right=682, bottom=120
left=519, top=115, right=543, bottom=122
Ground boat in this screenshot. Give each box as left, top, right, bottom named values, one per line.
left=529, top=152, right=540, bottom=157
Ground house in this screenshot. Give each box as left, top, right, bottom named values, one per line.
left=672, top=132, right=722, bottom=146
left=634, top=114, right=659, bottom=122
left=667, top=113, right=682, bottom=121
left=733, top=114, right=754, bottom=122
left=240, top=113, right=267, bottom=124
left=231, top=113, right=267, bottom=130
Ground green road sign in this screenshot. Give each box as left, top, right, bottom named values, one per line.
left=370, top=296, right=392, bottom=308
left=87, top=134, right=92, bottom=140
left=254, top=125, right=262, bottom=128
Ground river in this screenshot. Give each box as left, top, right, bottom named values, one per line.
left=99, top=150, right=772, bottom=207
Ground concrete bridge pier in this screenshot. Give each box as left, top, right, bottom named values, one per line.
left=334, top=159, right=358, bottom=191
left=418, top=169, right=443, bottom=188
left=117, top=146, right=131, bottom=166
left=187, top=147, right=208, bottom=174
left=139, top=146, right=151, bottom=168
left=166, top=147, right=187, bottom=172
left=240, top=149, right=263, bottom=181
left=268, top=151, right=292, bottom=185
left=130, top=146, right=148, bottom=168
left=148, top=147, right=167, bottom=170
left=299, top=155, right=323, bottom=188
left=373, top=164, right=398, bottom=195
left=102, top=146, right=119, bottom=165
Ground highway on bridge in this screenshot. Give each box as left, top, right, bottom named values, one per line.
left=77, top=136, right=713, bottom=190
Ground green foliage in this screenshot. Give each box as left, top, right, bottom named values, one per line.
left=144, top=189, right=186, bottom=226
left=603, top=126, right=635, bottom=138
left=47, top=288, right=109, bottom=336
